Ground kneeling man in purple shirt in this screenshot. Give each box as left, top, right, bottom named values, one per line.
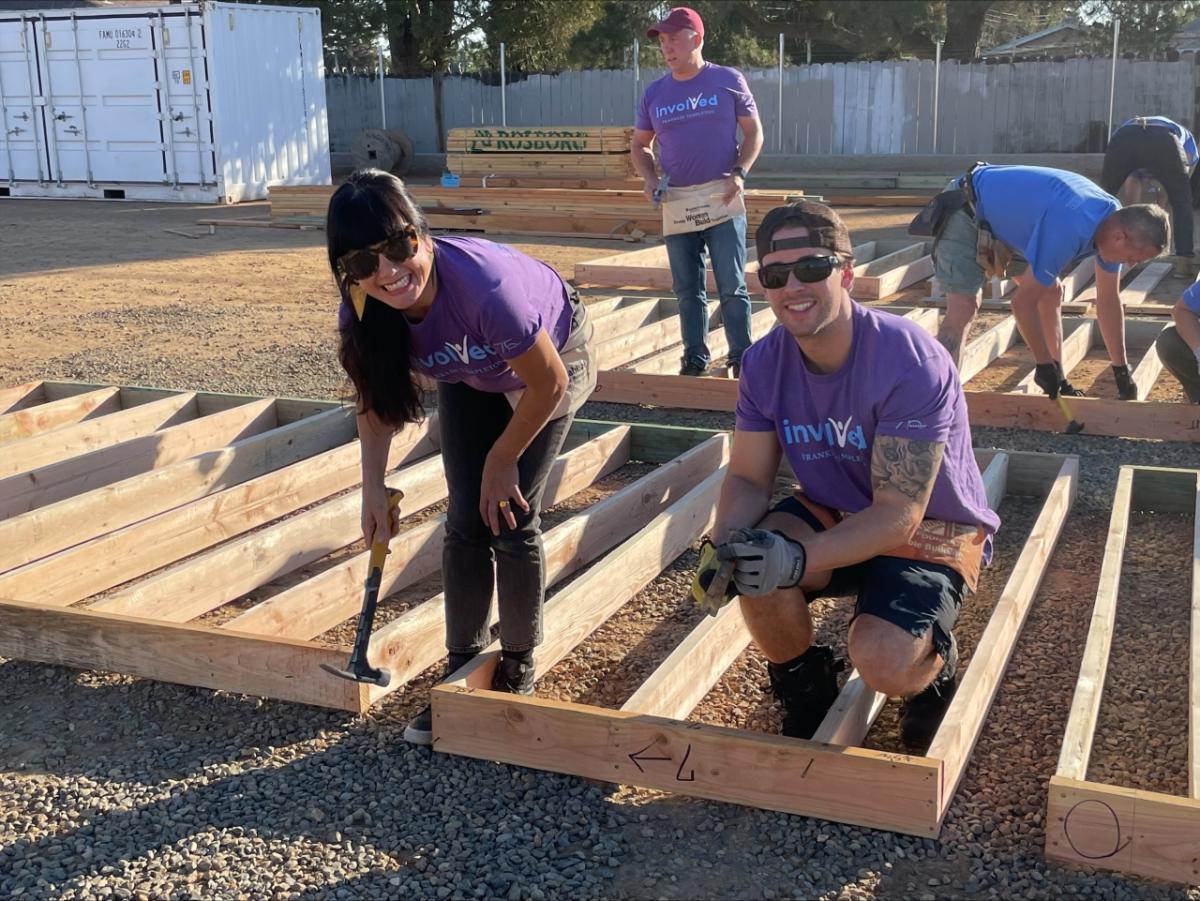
left=692, top=201, right=1000, bottom=752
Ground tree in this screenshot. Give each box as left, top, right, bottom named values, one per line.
left=481, top=0, right=608, bottom=73
left=1075, top=0, right=1200, bottom=56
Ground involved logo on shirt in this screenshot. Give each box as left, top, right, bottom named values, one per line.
left=655, top=92, right=721, bottom=123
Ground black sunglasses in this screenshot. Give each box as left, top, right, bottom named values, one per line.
left=336, top=226, right=420, bottom=282
left=757, top=254, right=843, bottom=289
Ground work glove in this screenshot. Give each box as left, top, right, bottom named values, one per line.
left=691, top=540, right=738, bottom=616
left=1112, top=364, right=1137, bottom=401
left=1032, top=362, right=1061, bottom=399
left=717, top=528, right=807, bottom=598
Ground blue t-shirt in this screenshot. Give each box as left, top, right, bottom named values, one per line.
left=1118, top=116, right=1198, bottom=171
left=971, top=165, right=1123, bottom=287
left=1182, top=281, right=1200, bottom=315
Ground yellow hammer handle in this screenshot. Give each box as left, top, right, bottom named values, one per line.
left=368, top=488, right=405, bottom=571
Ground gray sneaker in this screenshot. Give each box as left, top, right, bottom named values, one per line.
left=493, top=655, right=536, bottom=695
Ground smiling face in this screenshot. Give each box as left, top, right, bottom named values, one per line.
left=354, top=233, right=436, bottom=318
left=757, top=225, right=855, bottom=343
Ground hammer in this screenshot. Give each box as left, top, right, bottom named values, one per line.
left=652, top=173, right=670, bottom=207
left=1055, top=395, right=1085, bottom=435
left=320, top=488, right=404, bottom=687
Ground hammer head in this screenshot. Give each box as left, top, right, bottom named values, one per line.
left=320, top=662, right=391, bottom=688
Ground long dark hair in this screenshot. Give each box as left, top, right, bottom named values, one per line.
left=326, top=169, right=430, bottom=427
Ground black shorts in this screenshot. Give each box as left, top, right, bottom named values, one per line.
left=771, top=495, right=966, bottom=660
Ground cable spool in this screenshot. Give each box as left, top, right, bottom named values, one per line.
left=384, top=129, right=414, bottom=177
left=351, top=128, right=399, bottom=173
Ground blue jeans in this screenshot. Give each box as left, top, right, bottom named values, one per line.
left=663, top=213, right=752, bottom=368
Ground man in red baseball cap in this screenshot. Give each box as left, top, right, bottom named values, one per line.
left=646, top=6, right=704, bottom=40
left=631, top=6, right=763, bottom=378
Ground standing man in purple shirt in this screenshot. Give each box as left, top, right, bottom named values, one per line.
left=631, top=6, right=763, bottom=377
left=692, top=201, right=1000, bottom=751
left=325, top=170, right=596, bottom=746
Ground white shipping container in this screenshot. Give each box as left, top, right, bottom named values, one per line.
left=0, top=0, right=330, bottom=203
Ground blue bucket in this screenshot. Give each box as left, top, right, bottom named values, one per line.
left=440, top=172, right=461, bottom=188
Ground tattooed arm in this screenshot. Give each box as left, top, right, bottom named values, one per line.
left=800, top=435, right=946, bottom=572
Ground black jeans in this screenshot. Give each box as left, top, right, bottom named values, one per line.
left=1156, top=326, right=1200, bottom=403
left=437, top=380, right=574, bottom=655
left=1101, top=124, right=1194, bottom=257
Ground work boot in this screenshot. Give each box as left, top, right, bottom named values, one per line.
left=493, top=650, right=536, bottom=695
left=729, top=361, right=741, bottom=379
left=403, top=651, right=477, bottom=746
left=680, top=356, right=708, bottom=377
left=899, top=633, right=959, bottom=752
left=767, top=645, right=845, bottom=740
left=1054, top=361, right=1086, bottom=398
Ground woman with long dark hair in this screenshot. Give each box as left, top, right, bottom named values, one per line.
left=326, top=169, right=595, bottom=744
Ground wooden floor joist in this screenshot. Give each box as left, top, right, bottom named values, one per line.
left=431, top=443, right=1074, bottom=837
left=587, top=297, right=1197, bottom=442
left=576, top=240, right=933, bottom=301
left=1046, top=466, right=1200, bottom=885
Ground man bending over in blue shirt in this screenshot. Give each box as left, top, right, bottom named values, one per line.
left=928, top=165, right=1169, bottom=399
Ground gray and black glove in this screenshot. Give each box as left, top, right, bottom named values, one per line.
left=717, top=528, right=807, bottom=597
left=1112, top=364, right=1137, bottom=401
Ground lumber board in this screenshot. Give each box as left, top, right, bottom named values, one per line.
left=0, top=386, right=121, bottom=445
left=1046, top=776, right=1200, bottom=885
left=223, top=425, right=632, bottom=640
left=929, top=456, right=1078, bottom=822
left=810, top=669, right=889, bottom=747
left=0, top=396, right=274, bottom=521
left=965, top=393, right=1200, bottom=442
left=960, top=317, right=1020, bottom=385
left=0, top=598, right=369, bottom=712
left=0, top=391, right=198, bottom=482
left=431, top=683, right=943, bottom=836
left=0, top=405, right=355, bottom=573
left=1192, top=476, right=1200, bottom=801
left=628, top=307, right=777, bottom=375
left=365, top=434, right=731, bottom=704
left=852, top=242, right=933, bottom=300
left=0, top=420, right=439, bottom=608
left=594, top=307, right=689, bottom=370
left=592, top=369, right=739, bottom=410
left=0, top=380, right=45, bottom=414
left=88, top=453, right=451, bottom=622
left=1062, top=257, right=1096, bottom=302
left=1055, top=467, right=1131, bottom=782
left=1131, top=325, right=1167, bottom=401
left=619, top=603, right=751, bottom=719
left=1122, top=261, right=1172, bottom=305
left=590, top=298, right=665, bottom=344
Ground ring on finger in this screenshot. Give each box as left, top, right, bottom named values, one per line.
left=498, top=499, right=510, bottom=509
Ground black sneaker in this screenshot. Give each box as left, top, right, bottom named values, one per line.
left=493, top=653, right=536, bottom=695
left=402, top=705, right=433, bottom=745
left=729, top=361, right=741, bottom=379
left=899, top=633, right=959, bottom=752
left=1058, top=380, right=1086, bottom=398
left=402, top=651, right=477, bottom=746
left=767, top=645, right=845, bottom=739
left=680, top=360, right=708, bottom=377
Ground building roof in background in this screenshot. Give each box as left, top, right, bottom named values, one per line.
left=982, top=19, right=1084, bottom=56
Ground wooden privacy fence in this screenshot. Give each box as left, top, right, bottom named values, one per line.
left=326, top=57, right=1197, bottom=156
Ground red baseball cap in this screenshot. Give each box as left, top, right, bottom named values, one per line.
left=647, top=7, right=704, bottom=40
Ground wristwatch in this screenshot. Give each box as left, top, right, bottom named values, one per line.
left=731, top=166, right=747, bottom=181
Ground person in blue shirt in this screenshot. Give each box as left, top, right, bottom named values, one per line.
left=1156, top=281, right=1200, bottom=403
left=929, top=165, right=1169, bottom=400
left=1101, top=116, right=1196, bottom=276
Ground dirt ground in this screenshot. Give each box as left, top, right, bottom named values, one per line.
left=3, top=193, right=1200, bottom=900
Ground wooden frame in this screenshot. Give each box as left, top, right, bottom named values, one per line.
left=429, top=431, right=1076, bottom=837
left=589, top=296, right=1200, bottom=442
left=1046, top=465, right=1200, bottom=885
left=576, top=240, right=932, bottom=301
left=0, top=384, right=735, bottom=714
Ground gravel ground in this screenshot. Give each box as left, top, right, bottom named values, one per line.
left=3, top=198, right=1200, bottom=899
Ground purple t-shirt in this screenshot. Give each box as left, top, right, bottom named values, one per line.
left=635, top=63, right=757, bottom=187
left=735, top=305, right=1000, bottom=550
left=408, top=236, right=572, bottom=393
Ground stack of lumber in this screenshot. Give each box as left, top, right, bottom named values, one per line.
left=267, top=185, right=804, bottom=240
left=444, top=126, right=637, bottom=180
